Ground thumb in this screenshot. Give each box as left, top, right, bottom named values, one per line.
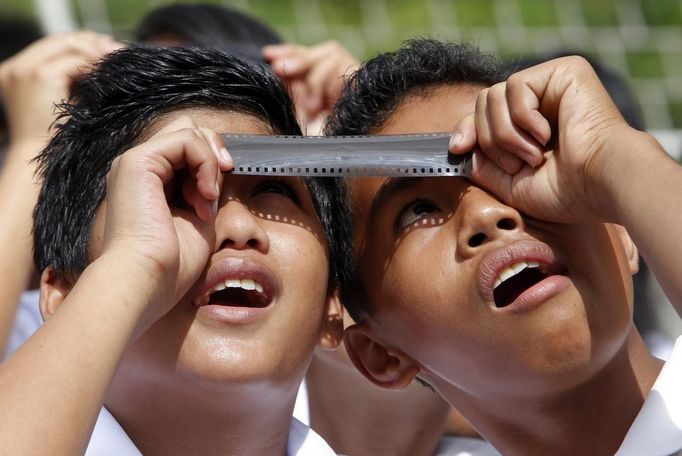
left=448, top=113, right=477, bottom=155
left=469, top=150, right=515, bottom=206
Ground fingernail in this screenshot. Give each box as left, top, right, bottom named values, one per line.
left=211, top=199, right=218, bottom=216
left=220, top=147, right=233, bottom=166
left=449, top=133, right=463, bottom=149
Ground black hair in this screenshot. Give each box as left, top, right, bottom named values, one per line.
left=325, top=38, right=508, bottom=137
left=33, top=46, right=349, bottom=289
left=135, top=3, right=281, bottom=63
left=0, top=16, right=43, bottom=148
left=325, top=39, right=508, bottom=322
left=0, top=16, right=42, bottom=62
left=506, top=50, right=645, bottom=130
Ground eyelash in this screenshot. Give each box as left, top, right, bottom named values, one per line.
left=395, top=199, right=441, bottom=231
left=253, top=178, right=302, bottom=205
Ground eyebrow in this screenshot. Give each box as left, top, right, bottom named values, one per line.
left=367, top=177, right=424, bottom=223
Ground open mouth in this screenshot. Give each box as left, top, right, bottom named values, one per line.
left=198, top=279, right=271, bottom=308
left=493, top=262, right=550, bottom=308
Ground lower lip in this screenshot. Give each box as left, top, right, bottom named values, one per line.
left=495, top=275, right=570, bottom=313
left=195, top=302, right=271, bottom=325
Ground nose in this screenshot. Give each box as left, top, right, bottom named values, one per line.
left=214, top=198, right=270, bottom=253
left=456, top=189, right=522, bottom=258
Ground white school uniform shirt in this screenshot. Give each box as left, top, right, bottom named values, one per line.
left=6, top=292, right=336, bottom=455
left=294, top=381, right=500, bottom=456
left=86, top=407, right=336, bottom=455
left=616, top=336, right=682, bottom=456
left=3, top=290, right=42, bottom=358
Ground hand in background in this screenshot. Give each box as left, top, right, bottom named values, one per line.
left=0, top=31, right=122, bottom=358
left=263, top=41, right=358, bottom=135
left=0, top=31, right=122, bottom=151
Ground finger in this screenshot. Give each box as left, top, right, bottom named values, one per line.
left=449, top=113, right=477, bottom=154
left=262, top=43, right=301, bottom=61
left=304, top=111, right=327, bottom=136
left=141, top=127, right=221, bottom=204
left=486, top=82, right=545, bottom=167
left=40, top=54, right=96, bottom=87
left=288, top=79, right=313, bottom=127
left=180, top=173, right=216, bottom=221
left=475, top=89, right=524, bottom=175
left=304, top=56, right=341, bottom=115
left=19, top=31, right=120, bottom=65
left=268, top=48, right=312, bottom=79
left=197, top=127, right=229, bottom=214
left=148, top=118, right=223, bottom=208
left=198, top=127, right=233, bottom=170
left=505, top=71, right=552, bottom=146
left=468, top=150, right=515, bottom=206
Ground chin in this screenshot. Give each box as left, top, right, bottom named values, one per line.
left=509, top=314, right=599, bottom=392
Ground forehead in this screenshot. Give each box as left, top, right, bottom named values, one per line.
left=375, top=83, right=482, bottom=135
left=147, top=107, right=273, bottom=137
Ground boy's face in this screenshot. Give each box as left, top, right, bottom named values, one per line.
left=86, top=109, right=338, bottom=396
left=348, top=85, right=636, bottom=398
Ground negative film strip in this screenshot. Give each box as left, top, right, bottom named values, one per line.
left=221, top=133, right=471, bottom=177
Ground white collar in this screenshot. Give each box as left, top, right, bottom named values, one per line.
left=86, top=407, right=336, bottom=455
left=616, top=336, right=682, bottom=456
left=288, top=416, right=337, bottom=455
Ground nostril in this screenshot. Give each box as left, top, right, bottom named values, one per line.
left=468, top=232, right=486, bottom=247
left=246, top=239, right=259, bottom=248
left=497, top=218, right=517, bottom=230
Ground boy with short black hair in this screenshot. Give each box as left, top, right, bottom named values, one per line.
left=0, top=45, right=349, bottom=455
left=327, top=39, right=682, bottom=455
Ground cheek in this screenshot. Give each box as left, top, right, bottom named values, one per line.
left=373, top=235, right=475, bottom=350
left=270, top=224, right=330, bottom=314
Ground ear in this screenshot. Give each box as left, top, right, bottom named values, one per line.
left=39, top=267, right=73, bottom=321
left=317, top=288, right=344, bottom=350
left=611, top=224, right=639, bottom=274
left=343, top=324, right=420, bottom=390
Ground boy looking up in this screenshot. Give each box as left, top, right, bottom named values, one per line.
left=326, top=39, right=682, bottom=455
left=0, top=46, right=348, bottom=455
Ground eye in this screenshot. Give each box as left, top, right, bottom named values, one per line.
left=396, top=200, right=440, bottom=230
left=253, top=179, right=301, bottom=205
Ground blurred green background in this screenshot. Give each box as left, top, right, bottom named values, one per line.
left=2, top=0, right=682, bottom=129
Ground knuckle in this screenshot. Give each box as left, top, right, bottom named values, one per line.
left=109, top=155, right=124, bottom=170
left=506, top=72, right=522, bottom=89
left=510, top=104, right=534, bottom=124
left=494, top=128, right=517, bottom=149
left=178, top=128, right=201, bottom=143
left=565, top=55, right=589, bottom=68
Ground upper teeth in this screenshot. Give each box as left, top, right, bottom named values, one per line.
left=493, top=261, right=540, bottom=289
left=217, top=279, right=264, bottom=294
left=193, top=279, right=265, bottom=305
